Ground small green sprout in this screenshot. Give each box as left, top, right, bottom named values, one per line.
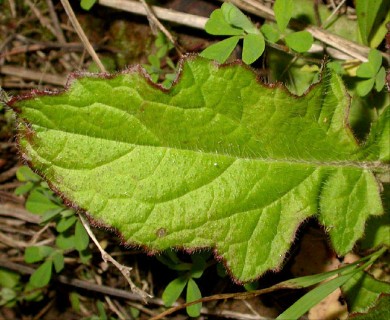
left=160, top=251, right=211, bottom=317
left=201, top=3, right=265, bottom=64
left=201, top=1, right=313, bottom=65
left=16, top=166, right=91, bottom=290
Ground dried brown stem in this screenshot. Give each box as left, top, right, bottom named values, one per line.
left=0, top=65, right=66, bottom=86
left=79, top=213, right=152, bottom=302
left=60, top=0, right=106, bottom=72
left=45, top=0, right=67, bottom=44
left=98, top=0, right=207, bottom=29
left=139, top=0, right=183, bottom=55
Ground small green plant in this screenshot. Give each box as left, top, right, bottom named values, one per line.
left=0, top=269, right=21, bottom=307
left=143, top=32, right=177, bottom=88
left=201, top=1, right=313, bottom=64
left=355, top=49, right=386, bottom=96
left=80, top=0, right=97, bottom=11
left=16, top=166, right=91, bottom=292
left=263, top=0, right=313, bottom=52
left=160, top=251, right=211, bottom=317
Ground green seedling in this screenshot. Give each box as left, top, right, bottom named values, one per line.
left=263, top=0, right=313, bottom=52
left=16, top=166, right=91, bottom=290
left=201, top=1, right=313, bottom=64
left=160, top=251, right=211, bottom=317
left=201, top=2, right=265, bottom=64
left=143, top=32, right=176, bottom=88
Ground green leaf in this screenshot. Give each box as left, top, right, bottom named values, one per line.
left=363, top=107, right=389, bottom=163
left=221, top=3, right=258, bottom=34
left=56, top=215, right=78, bottom=233
left=327, top=61, right=345, bottom=75
left=0, top=269, right=20, bottom=288
left=277, top=269, right=358, bottom=319
left=285, top=31, right=313, bottom=52
left=242, top=33, right=265, bottom=64
left=356, top=0, right=383, bottom=45
left=162, top=277, right=187, bottom=307
left=80, top=0, right=97, bottom=11
left=342, top=270, right=390, bottom=313
left=261, top=24, right=280, bottom=43
left=200, top=36, right=240, bottom=63
left=369, top=8, right=390, bottom=48
left=360, top=182, right=390, bottom=249
left=16, top=166, right=41, bottom=182
left=26, top=188, right=61, bottom=214
left=61, top=209, right=76, bottom=218
left=74, top=220, right=90, bottom=251
left=25, top=246, right=54, bottom=263
left=14, top=181, right=34, bottom=195
left=186, top=278, right=202, bottom=317
left=349, top=294, right=390, bottom=319
left=356, top=78, right=375, bottom=97
left=375, top=67, right=386, bottom=92
left=368, top=50, right=383, bottom=74
left=29, top=260, right=52, bottom=288
left=10, top=56, right=388, bottom=282
left=56, top=232, right=75, bottom=250
left=96, top=300, right=107, bottom=320
left=274, top=0, right=294, bottom=32
left=70, top=292, right=81, bottom=312
left=205, top=9, right=243, bottom=36
left=190, top=254, right=207, bottom=279
left=41, top=208, right=63, bottom=224
left=79, top=248, right=92, bottom=264
left=0, top=288, right=17, bottom=306
left=52, top=251, right=65, bottom=273
left=357, top=50, right=383, bottom=78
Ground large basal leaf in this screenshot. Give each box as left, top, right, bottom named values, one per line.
left=10, top=56, right=388, bottom=282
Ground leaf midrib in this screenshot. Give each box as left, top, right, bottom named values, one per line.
left=27, top=123, right=389, bottom=171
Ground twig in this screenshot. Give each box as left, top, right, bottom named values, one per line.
left=321, top=0, right=348, bottom=29
left=60, top=0, right=106, bottom=72
left=0, top=258, right=158, bottom=303
left=0, top=203, right=41, bottom=224
left=98, top=0, right=207, bottom=29
left=139, top=0, right=183, bottom=56
left=95, top=274, right=128, bottom=320
left=24, top=0, right=58, bottom=38
left=0, top=65, right=67, bottom=86
left=7, top=0, right=16, bottom=18
left=45, top=0, right=67, bottom=44
left=0, top=166, right=18, bottom=183
left=0, top=259, right=263, bottom=319
left=79, top=213, right=152, bottom=302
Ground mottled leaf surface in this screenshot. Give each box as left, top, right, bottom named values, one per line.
left=10, top=56, right=388, bottom=282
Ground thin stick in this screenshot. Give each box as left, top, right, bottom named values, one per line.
left=228, top=0, right=379, bottom=62
left=0, top=259, right=159, bottom=303
left=25, top=0, right=58, bottom=38
left=139, top=0, right=183, bottom=56
left=60, top=0, right=106, bottom=72
left=0, top=65, right=67, bottom=86
left=45, top=0, right=67, bottom=43
left=321, top=0, right=348, bottom=29
left=98, top=0, right=207, bottom=29
left=79, top=213, right=152, bottom=302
